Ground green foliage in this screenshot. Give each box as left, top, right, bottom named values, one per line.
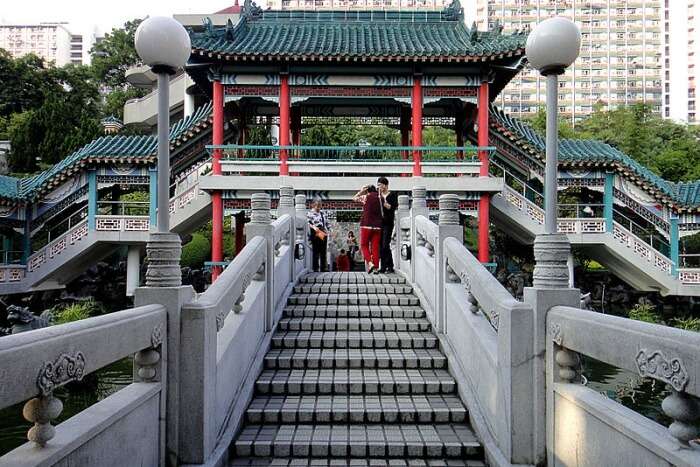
left=53, top=299, right=105, bottom=324
left=90, top=19, right=143, bottom=89
left=181, top=232, right=211, bottom=269
left=628, top=303, right=662, bottom=324
left=527, top=104, right=700, bottom=183
left=671, top=317, right=700, bottom=332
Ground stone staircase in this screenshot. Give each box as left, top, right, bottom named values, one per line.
left=230, top=272, right=484, bottom=466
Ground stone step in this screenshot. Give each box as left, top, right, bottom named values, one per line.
left=230, top=458, right=486, bottom=466
left=233, top=424, right=481, bottom=458
left=300, top=272, right=406, bottom=285
left=255, top=369, right=456, bottom=395
left=272, top=331, right=438, bottom=349
left=294, top=283, right=413, bottom=295
left=284, top=305, right=425, bottom=319
left=278, top=317, right=431, bottom=332
left=288, top=294, right=420, bottom=306
left=245, top=395, right=467, bottom=424
left=264, top=348, right=446, bottom=370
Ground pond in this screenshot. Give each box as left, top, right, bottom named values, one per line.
left=0, top=357, right=133, bottom=456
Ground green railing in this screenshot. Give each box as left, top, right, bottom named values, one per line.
left=206, top=144, right=494, bottom=162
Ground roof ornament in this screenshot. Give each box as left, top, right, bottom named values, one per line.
left=225, top=18, right=235, bottom=41
left=242, top=0, right=263, bottom=21
left=202, top=17, right=216, bottom=38
left=470, top=21, right=479, bottom=42
left=492, top=19, right=503, bottom=34
left=443, top=0, right=464, bottom=22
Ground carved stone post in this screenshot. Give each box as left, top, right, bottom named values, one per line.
left=246, top=193, right=275, bottom=331
left=410, top=187, right=428, bottom=284
left=145, top=232, right=182, bottom=287
left=278, top=186, right=296, bottom=280
left=523, top=232, right=580, bottom=465
left=295, top=194, right=310, bottom=271
left=436, top=194, right=462, bottom=334
left=395, top=195, right=410, bottom=273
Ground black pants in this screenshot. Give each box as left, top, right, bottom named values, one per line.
left=379, top=224, right=394, bottom=272
left=311, top=236, right=328, bottom=272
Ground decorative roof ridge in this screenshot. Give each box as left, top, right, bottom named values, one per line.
left=1, top=101, right=214, bottom=202
left=489, top=105, right=700, bottom=208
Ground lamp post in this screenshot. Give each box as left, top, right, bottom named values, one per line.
left=526, top=17, right=581, bottom=288
left=135, top=16, right=191, bottom=287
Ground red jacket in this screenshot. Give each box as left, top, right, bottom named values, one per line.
left=336, top=254, right=351, bottom=271
left=360, top=192, right=383, bottom=228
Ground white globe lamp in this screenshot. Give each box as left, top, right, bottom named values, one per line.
left=526, top=17, right=581, bottom=76
left=135, top=16, right=191, bottom=74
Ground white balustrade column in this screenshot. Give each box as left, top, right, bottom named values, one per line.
left=246, top=193, right=275, bottom=331
left=410, top=187, right=428, bottom=284
left=279, top=186, right=295, bottom=280
left=436, top=194, right=462, bottom=334
left=395, top=195, right=410, bottom=274
left=126, top=245, right=141, bottom=297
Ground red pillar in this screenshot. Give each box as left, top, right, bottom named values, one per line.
left=477, top=82, right=490, bottom=263
left=400, top=108, right=410, bottom=177
left=279, top=74, right=290, bottom=176
left=212, top=80, right=225, bottom=281
left=411, top=76, right=423, bottom=176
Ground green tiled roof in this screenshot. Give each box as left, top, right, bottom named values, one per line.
left=189, top=2, right=527, bottom=61
left=489, top=106, right=700, bottom=209
left=1, top=102, right=212, bottom=202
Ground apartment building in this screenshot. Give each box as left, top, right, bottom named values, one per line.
left=476, top=1, right=664, bottom=123
left=0, top=23, right=74, bottom=66
left=268, top=0, right=450, bottom=10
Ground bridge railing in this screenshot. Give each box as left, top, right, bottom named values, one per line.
left=400, top=189, right=537, bottom=464
left=0, top=304, right=168, bottom=466
left=547, top=305, right=700, bottom=466
left=177, top=190, right=307, bottom=465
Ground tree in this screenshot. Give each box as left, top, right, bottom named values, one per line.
left=90, top=19, right=148, bottom=119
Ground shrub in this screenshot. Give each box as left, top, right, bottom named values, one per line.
left=671, top=317, right=700, bottom=332
left=54, top=299, right=104, bottom=324
left=181, top=232, right=210, bottom=269
left=628, top=303, right=662, bottom=324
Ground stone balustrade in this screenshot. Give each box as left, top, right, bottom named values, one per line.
left=0, top=304, right=167, bottom=466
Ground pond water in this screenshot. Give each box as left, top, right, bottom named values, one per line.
left=0, top=357, right=133, bottom=456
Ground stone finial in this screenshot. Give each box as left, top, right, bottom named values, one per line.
left=412, top=187, right=427, bottom=209
left=532, top=233, right=570, bottom=289
left=279, top=186, right=294, bottom=209
left=145, top=232, right=183, bottom=287
left=294, top=194, right=307, bottom=214
left=439, top=194, right=460, bottom=225
left=398, top=195, right=410, bottom=211
left=250, top=193, right=272, bottom=225
left=23, top=395, right=62, bottom=446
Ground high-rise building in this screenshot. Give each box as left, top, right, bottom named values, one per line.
left=70, top=34, right=84, bottom=65
left=269, top=0, right=450, bottom=10
left=667, top=0, right=699, bottom=124
left=476, top=1, right=665, bottom=123
left=0, top=23, right=74, bottom=66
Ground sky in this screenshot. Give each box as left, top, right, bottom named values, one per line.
left=0, top=0, right=270, bottom=39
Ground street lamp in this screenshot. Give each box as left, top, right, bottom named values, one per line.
left=526, top=17, right=580, bottom=288
left=135, top=16, right=191, bottom=287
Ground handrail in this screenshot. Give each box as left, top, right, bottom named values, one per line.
left=27, top=220, right=89, bottom=272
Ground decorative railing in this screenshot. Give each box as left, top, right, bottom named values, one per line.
left=547, top=306, right=700, bottom=466
left=400, top=191, right=537, bottom=464
left=0, top=304, right=167, bottom=465
left=177, top=191, right=308, bottom=465
left=0, top=265, right=26, bottom=282
left=95, top=215, right=150, bottom=232
left=211, top=144, right=493, bottom=162
left=169, top=183, right=201, bottom=214
left=26, top=220, right=89, bottom=273
left=500, top=185, right=688, bottom=280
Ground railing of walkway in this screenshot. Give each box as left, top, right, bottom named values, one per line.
left=547, top=306, right=700, bottom=466
left=0, top=304, right=168, bottom=466
left=400, top=190, right=538, bottom=464
left=177, top=189, right=309, bottom=465
left=398, top=188, right=700, bottom=466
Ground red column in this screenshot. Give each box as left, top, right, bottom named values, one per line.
left=411, top=76, right=423, bottom=176
left=477, top=81, right=490, bottom=263
left=234, top=211, right=246, bottom=258
left=400, top=108, right=410, bottom=177
left=211, top=80, right=224, bottom=281
left=279, top=74, right=290, bottom=176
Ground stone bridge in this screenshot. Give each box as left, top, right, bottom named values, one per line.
left=1, top=187, right=698, bottom=467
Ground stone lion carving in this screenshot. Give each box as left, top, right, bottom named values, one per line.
left=5, top=305, right=53, bottom=334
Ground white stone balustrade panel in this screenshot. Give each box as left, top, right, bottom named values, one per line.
left=678, top=269, right=700, bottom=284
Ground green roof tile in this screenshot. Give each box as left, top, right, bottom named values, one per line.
left=489, top=105, right=700, bottom=208
left=189, top=3, right=527, bottom=60
left=0, top=102, right=212, bottom=202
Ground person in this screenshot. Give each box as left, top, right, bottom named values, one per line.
left=307, top=198, right=330, bottom=272
left=352, top=184, right=383, bottom=273
left=346, top=230, right=358, bottom=269
left=336, top=249, right=351, bottom=272
left=377, top=176, right=398, bottom=273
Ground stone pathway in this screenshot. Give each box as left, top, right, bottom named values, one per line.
left=230, top=272, right=484, bottom=466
